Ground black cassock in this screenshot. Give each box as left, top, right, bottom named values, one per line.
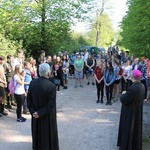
left=117, top=82, right=145, bottom=150
left=27, top=77, right=59, bottom=150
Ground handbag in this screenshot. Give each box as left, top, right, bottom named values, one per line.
left=54, top=79, right=60, bottom=85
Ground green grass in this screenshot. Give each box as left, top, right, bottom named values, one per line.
left=142, top=136, right=150, bottom=150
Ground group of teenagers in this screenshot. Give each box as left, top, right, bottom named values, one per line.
left=0, top=47, right=149, bottom=150
left=0, top=48, right=149, bottom=119
left=0, top=49, right=36, bottom=121
left=0, top=49, right=76, bottom=122
left=70, top=48, right=150, bottom=106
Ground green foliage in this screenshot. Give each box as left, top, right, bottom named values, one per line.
left=0, top=0, right=116, bottom=58
left=87, top=13, right=114, bottom=47
left=0, top=32, right=23, bottom=57
left=0, top=0, right=91, bottom=58
left=119, top=0, right=150, bottom=57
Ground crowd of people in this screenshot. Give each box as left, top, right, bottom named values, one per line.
left=0, top=46, right=150, bottom=149
left=0, top=47, right=150, bottom=118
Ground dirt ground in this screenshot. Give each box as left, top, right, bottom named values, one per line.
left=0, top=78, right=150, bottom=150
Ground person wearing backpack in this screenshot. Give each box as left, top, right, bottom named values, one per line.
left=13, top=64, right=26, bottom=122
left=0, top=55, right=8, bottom=117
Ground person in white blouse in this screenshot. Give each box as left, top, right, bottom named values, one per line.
left=83, top=49, right=89, bottom=62
left=13, top=49, right=24, bottom=67
left=13, top=64, right=26, bottom=122
left=122, top=60, right=132, bottom=91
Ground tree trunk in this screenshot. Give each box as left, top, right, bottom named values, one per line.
left=95, top=0, right=105, bottom=47
left=41, top=0, right=46, bottom=50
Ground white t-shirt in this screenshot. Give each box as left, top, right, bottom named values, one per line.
left=14, top=74, right=25, bottom=95
left=114, top=65, right=120, bottom=79
left=122, top=65, right=132, bottom=79
left=13, top=58, right=22, bottom=67
left=83, top=52, right=89, bottom=62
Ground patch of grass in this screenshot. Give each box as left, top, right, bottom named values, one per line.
left=142, top=136, right=150, bottom=150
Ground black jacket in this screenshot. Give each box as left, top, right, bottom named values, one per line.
left=117, top=81, right=145, bottom=150
left=27, top=77, right=59, bottom=150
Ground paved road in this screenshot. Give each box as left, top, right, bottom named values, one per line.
left=0, top=78, right=141, bottom=150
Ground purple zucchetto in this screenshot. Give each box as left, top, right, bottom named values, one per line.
left=132, top=70, right=142, bottom=78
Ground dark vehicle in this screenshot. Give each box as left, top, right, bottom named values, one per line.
left=80, top=46, right=105, bottom=54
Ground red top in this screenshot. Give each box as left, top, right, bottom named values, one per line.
left=147, top=60, right=150, bottom=77
left=94, top=66, right=103, bottom=80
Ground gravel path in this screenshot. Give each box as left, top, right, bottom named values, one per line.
left=0, top=78, right=149, bottom=150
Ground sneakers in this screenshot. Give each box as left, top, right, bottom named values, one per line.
left=114, top=98, right=118, bottom=102
left=105, top=102, right=109, bottom=105
left=92, top=82, right=95, bottom=85
left=109, top=102, right=112, bottom=105
left=106, top=102, right=112, bottom=105
left=87, top=82, right=90, bottom=85
left=5, top=104, right=13, bottom=109
left=1, top=110, right=8, bottom=116
left=63, top=86, right=68, bottom=89
left=96, top=100, right=100, bottom=103
left=17, top=117, right=26, bottom=122
left=21, top=117, right=27, bottom=121
left=74, top=85, right=84, bottom=88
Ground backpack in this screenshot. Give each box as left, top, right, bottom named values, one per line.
left=8, top=77, right=16, bottom=95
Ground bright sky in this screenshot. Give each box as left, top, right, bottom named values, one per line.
left=73, top=0, right=128, bottom=32
left=110, top=0, right=128, bottom=28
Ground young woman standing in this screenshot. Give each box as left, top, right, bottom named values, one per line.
left=104, top=61, right=116, bottom=105
left=14, top=65, right=26, bottom=122
left=112, top=58, right=121, bottom=102
left=94, top=60, right=104, bottom=103
left=85, top=54, right=95, bottom=85
left=53, top=56, right=63, bottom=91
left=62, top=55, right=69, bottom=89
left=122, top=60, right=132, bottom=91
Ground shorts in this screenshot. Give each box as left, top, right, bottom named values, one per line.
left=86, top=70, right=94, bottom=75
left=63, top=72, right=69, bottom=80
left=74, top=70, right=83, bottom=79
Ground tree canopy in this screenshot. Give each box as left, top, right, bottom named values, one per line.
left=0, top=0, right=91, bottom=58
left=119, top=0, right=150, bottom=57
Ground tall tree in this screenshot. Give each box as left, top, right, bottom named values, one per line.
left=120, top=0, right=150, bottom=57
left=0, top=0, right=91, bottom=57
left=95, top=0, right=105, bottom=47
left=87, top=13, right=114, bottom=48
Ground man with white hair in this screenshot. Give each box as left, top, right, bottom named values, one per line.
left=27, top=63, right=59, bottom=150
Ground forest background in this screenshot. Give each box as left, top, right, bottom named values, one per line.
left=0, top=0, right=150, bottom=59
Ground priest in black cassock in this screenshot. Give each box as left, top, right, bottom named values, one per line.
left=27, top=63, right=59, bottom=150
left=117, top=70, right=145, bottom=150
